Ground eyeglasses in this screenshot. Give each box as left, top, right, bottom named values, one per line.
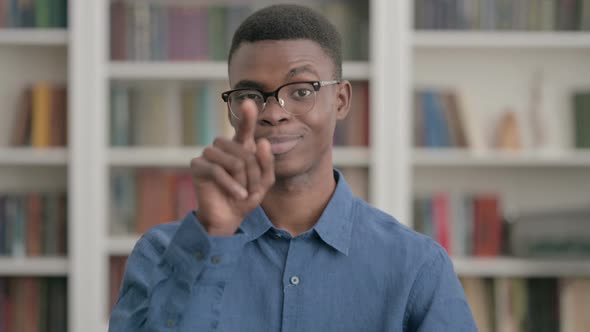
left=221, top=80, right=340, bottom=119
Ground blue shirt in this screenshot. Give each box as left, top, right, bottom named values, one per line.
left=109, top=170, right=476, bottom=331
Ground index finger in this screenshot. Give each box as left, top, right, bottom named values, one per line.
left=233, top=99, right=258, bottom=150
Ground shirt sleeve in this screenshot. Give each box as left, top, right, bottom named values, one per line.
left=108, top=212, right=247, bottom=332
left=404, top=245, right=478, bottom=332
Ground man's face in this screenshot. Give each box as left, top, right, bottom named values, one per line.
left=228, top=39, right=351, bottom=179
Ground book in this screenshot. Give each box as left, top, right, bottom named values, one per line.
left=0, top=0, right=66, bottom=28
left=582, top=0, right=590, bottom=30
left=109, top=1, right=368, bottom=61
left=473, top=195, right=502, bottom=257
left=560, top=278, right=590, bottom=332
left=461, top=277, right=495, bottom=332
left=11, top=83, right=68, bottom=148
left=0, top=192, right=67, bottom=257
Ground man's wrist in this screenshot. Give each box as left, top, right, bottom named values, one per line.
left=194, top=210, right=240, bottom=237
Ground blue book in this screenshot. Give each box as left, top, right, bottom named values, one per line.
left=432, top=92, right=452, bottom=147
left=197, top=84, right=215, bottom=145
left=10, top=0, right=20, bottom=27
left=421, top=91, right=451, bottom=147
left=11, top=196, right=25, bottom=257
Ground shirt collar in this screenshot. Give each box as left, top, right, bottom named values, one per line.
left=312, top=169, right=355, bottom=256
left=239, top=168, right=355, bottom=256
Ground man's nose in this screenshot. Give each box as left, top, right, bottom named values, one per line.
left=258, top=96, right=291, bottom=125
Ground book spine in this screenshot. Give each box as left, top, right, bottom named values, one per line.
left=35, top=0, right=49, bottom=27
left=31, top=83, right=52, bottom=148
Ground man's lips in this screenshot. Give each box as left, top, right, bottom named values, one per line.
left=262, top=135, right=303, bottom=155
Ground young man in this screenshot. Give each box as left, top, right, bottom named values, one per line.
left=109, top=4, right=477, bottom=331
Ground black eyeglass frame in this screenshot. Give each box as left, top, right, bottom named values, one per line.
left=220, top=80, right=340, bottom=105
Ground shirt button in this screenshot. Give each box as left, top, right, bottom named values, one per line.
left=166, top=319, right=175, bottom=327
left=290, top=276, right=300, bottom=285
left=211, top=255, right=221, bottom=264
left=194, top=251, right=204, bottom=261
left=274, top=232, right=282, bottom=239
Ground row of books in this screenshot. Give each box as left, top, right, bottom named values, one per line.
left=11, top=83, right=68, bottom=148
left=413, top=193, right=503, bottom=257
left=334, top=82, right=370, bottom=147
left=415, top=0, right=590, bottom=31
left=0, top=277, right=67, bottom=332
left=462, top=277, right=590, bottom=332
left=0, top=0, right=67, bottom=28
left=413, top=87, right=551, bottom=151
left=111, top=82, right=369, bottom=148
left=0, top=193, right=67, bottom=257
left=110, top=168, right=196, bottom=235
left=110, top=82, right=232, bottom=147
left=110, top=166, right=369, bottom=236
left=573, top=92, right=590, bottom=148
left=415, top=192, right=590, bottom=258
left=413, top=89, right=471, bottom=148
left=109, top=0, right=368, bottom=61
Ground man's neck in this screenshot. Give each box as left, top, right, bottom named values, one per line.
left=261, top=161, right=336, bottom=237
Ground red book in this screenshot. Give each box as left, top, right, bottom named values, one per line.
left=50, top=85, right=67, bottom=146
left=473, top=195, right=502, bottom=256
left=22, top=278, right=39, bottom=332
left=136, top=169, right=176, bottom=234
left=362, top=82, right=370, bottom=146
left=11, top=88, right=32, bottom=146
left=56, top=193, right=68, bottom=255
left=110, top=1, right=127, bottom=60
left=26, top=193, right=43, bottom=256
left=432, top=193, right=451, bottom=254
left=175, top=173, right=197, bottom=219
left=3, top=279, right=15, bottom=332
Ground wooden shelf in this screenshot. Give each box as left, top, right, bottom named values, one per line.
left=109, top=61, right=371, bottom=80
left=413, top=31, right=590, bottom=49
left=0, top=257, right=68, bottom=276
left=109, top=146, right=371, bottom=167
left=453, top=257, right=590, bottom=277
left=107, top=236, right=139, bottom=256
left=413, top=149, right=590, bottom=167
left=0, top=148, right=68, bottom=166
left=0, top=29, right=68, bottom=45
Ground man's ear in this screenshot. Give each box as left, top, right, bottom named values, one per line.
left=335, top=80, right=352, bottom=120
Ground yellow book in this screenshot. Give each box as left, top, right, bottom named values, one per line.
left=31, top=83, right=52, bottom=148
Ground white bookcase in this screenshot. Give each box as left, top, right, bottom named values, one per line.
left=1, top=0, right=588, bottom=331
left=408, top=3, right=590, bottom=280
left=71, top=1, right=409, bottom=331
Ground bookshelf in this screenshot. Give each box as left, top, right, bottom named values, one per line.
left=410, top=0, right=590, bottom=330
left=414, top=31, right=590, bottom=49
left=0, top=148, right=68, bottom=166
left=109, top=61, right=371, bottom=80
left=0, top=257, right=68, bottom=276
left=109, top=146, right=371, bottom=167
left=0, top=1, right=71, bottom=331
left=413, top=148, right=590, bottom=167
left=67, top=1, right=409, bottom=331
left=4, top=0, right=583, bottom=331
left=453, top=257, right=590, bottom=277
left=0, top=29, right=68, bottom=45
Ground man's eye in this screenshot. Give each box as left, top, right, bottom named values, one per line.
left=293, top=89, right=312, bottom=98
